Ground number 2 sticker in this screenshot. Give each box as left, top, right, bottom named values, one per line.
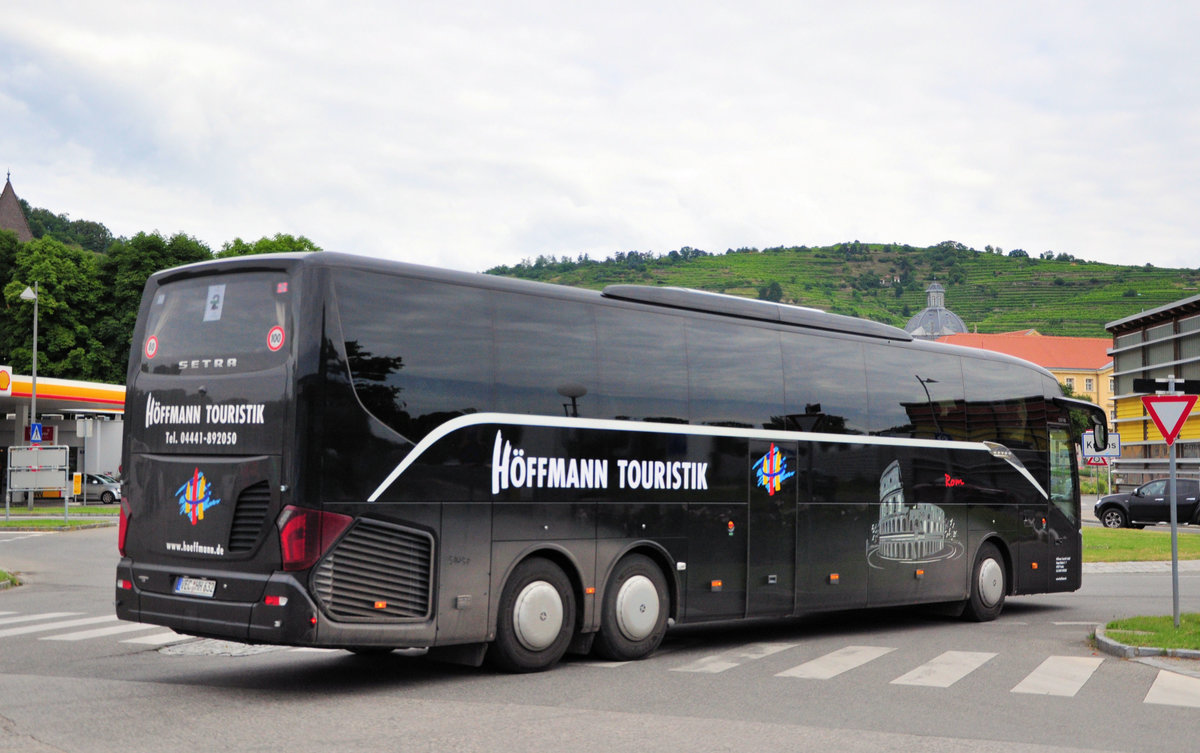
left=267, top=326, right=286, bottom=352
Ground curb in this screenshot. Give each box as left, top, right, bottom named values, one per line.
left=0, top=522, right=116, bottom=532
left=1095, top=625, right=1200, bottom=660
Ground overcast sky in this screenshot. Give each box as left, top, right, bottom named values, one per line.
left=3, top=1, right=1198, bottom=273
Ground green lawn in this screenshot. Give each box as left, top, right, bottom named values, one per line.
left=1082, top=527, right=1200, bottom=562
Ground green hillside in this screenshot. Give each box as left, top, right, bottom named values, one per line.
left=486, top=241, right=1199, bottom=338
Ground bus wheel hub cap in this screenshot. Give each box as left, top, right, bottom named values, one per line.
left=978, top=558, right=1004, bottom=607
left=513, top=581, right=563, bottom=651
left=615, top=575, right=659, bottom=641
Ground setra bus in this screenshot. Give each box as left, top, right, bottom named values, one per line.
left=115, top=252, right=1107, bottom=671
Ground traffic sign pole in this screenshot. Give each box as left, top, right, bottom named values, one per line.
left=1169, top=442, right=1179, bottom=627
left=1140, top=378, right=1198, bottom=629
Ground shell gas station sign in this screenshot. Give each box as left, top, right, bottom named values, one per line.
left=0, top=365, right=12, bottom=398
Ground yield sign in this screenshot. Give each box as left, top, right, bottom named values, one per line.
left=1142, top=394, right=1198, bottom=446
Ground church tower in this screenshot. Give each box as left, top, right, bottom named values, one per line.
left=0, top=173, right=35, bottom=243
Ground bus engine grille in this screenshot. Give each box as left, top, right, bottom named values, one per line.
left=228, top=481, right=271, bottom=553
left=312, top=520, right=434, bottom=621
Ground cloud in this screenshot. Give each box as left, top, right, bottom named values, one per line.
left=3, top=1, right=1199, bottom=271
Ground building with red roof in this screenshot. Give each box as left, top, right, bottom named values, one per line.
left=937, top=329, right=1114, bottom=422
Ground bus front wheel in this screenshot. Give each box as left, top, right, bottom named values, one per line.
left=963, top=542, right=1006, bottom=622
left=594, top=554, right=669, bottom=661
left=490, top=558, right=576, bottom=672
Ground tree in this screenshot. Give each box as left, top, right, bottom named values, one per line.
left=2, top=238, right=109, bottom=380
left=217, top=233, right=322, bottom=258
left=757, top=280, right=783, bottom=302
left=93, top=232, right=214, bottom=382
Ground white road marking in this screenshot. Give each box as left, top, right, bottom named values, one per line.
left=121, top=632, right=194, bottom=646
left=0, top=615, right=117, bottom=639
left=1144, top=670, right=1200, bottom=708
left=43, top=622, right=162, bottom=641
left=776, top=645, right=896, bottom=680
left=0, top=612, right=81, bottom=627
left=891, top=650, right=997, bottom=687
left=672, top=642, right=798, bottom=673
left=1011, top=656, right=1103, bottom=696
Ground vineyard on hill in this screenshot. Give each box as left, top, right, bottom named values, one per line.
left=486, top=241, right=1199, bottom=338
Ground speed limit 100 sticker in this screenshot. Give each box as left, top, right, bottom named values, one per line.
left=145, top=335, right=159, bottom=359
left=267, top=326, right=286, bottom=352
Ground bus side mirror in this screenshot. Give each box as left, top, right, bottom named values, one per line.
left=1091, top=420, right=1108, bottom=452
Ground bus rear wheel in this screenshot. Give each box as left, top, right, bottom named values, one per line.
left=490, top=558, right=576, bottom=673
left=594, top=554, right=669, bottom=661
left=963, top=542, right=1006, bottom=622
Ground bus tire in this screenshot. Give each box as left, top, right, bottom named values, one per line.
left=490, top=558, right=575, bottom=673
left=964, top=542, right=1005, bottom=622
left=594, top=554, right=670, bottom=661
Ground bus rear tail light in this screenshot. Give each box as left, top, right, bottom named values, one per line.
left=277, top=506, right=353, bottom=571
left=118, top=497, right=131, bottom=556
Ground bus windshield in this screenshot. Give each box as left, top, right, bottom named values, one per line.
left=139, top=272, right=292, bottom=375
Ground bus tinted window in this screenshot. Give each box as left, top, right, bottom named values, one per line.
left=140, top=272, right=292, bottom=375
left=865, top=346, right=967, bottom=440
left=781, top=334, right=867, bottom=434
left=962, top=357, right=1045, bottom=449
left=334, top=272, right=494, bottom=442
left=595, top=307, right=689, bottom=422
left=494, top=292, right=597, bottom=418
left=687, top=320, right=784, bottom=429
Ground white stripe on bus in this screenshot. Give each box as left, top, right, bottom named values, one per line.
left=368, top=412, right=1044, bottom=502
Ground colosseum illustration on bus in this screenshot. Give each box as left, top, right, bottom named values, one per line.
left=869, top=459, right=962, bottom=565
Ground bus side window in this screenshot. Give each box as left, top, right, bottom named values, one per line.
left=334, top=272, right=495, bottom=442
left=595, top=307, right=689, bottom=423
left=962, top=359, right=1043, bottom=449
left=685, top=320, right=784, bottom=430
left=494, top=292, right=598, bottom=419
left=864, top=346, right=967, bottom=440
left=781, top=333, right=868, bottom=435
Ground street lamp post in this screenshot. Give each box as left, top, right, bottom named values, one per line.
left=20, top=282, right=38, bottom=510
left=20, top=283, right=37, bottom=423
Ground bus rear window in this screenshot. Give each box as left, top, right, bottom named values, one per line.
left=140, top=273, right=292, bottom=375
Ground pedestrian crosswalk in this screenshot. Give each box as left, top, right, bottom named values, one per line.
left=660, top=639, right=1200, bottom=708
left=2, top=610, right=1199, bottom=708
left=0, top=610, right=184, bottom=644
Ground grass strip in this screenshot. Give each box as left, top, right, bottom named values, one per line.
left=0, top=518, right=113, bottom=529
left=1106, top=614, right=1200, bottom=650
left=1082, top=527, right=1200, bottom=562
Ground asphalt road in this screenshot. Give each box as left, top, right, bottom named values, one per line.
left=2, top=526, right=1199, bottom=753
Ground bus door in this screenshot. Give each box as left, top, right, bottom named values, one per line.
left=747, top=440, right=797, bottom=617
left=1045, top=424, right=1082, bottom=591
left=1017, top=424, right=1081, bottom=592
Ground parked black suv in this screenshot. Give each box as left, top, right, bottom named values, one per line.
left=1094, top=478, right=1200, bottom=528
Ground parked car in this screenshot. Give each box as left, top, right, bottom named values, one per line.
left=82, top=473, right=121, bottom=505
left=1094, top=478, right=1200, bottom=528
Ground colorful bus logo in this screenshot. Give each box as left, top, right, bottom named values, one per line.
left=176, top=468, right=221, bottom=525
left=753, top=443, right=795, bottom=496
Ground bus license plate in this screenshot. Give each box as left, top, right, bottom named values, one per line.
left=173, top=576, right=216, bottom=598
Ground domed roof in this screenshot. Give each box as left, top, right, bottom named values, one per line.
left=905, top=282, right=967, bottom=340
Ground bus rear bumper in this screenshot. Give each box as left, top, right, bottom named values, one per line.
left=115, top=559, right=438, bottom=649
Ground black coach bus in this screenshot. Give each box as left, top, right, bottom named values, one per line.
left=115, top=252, right=1107, bottom=671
